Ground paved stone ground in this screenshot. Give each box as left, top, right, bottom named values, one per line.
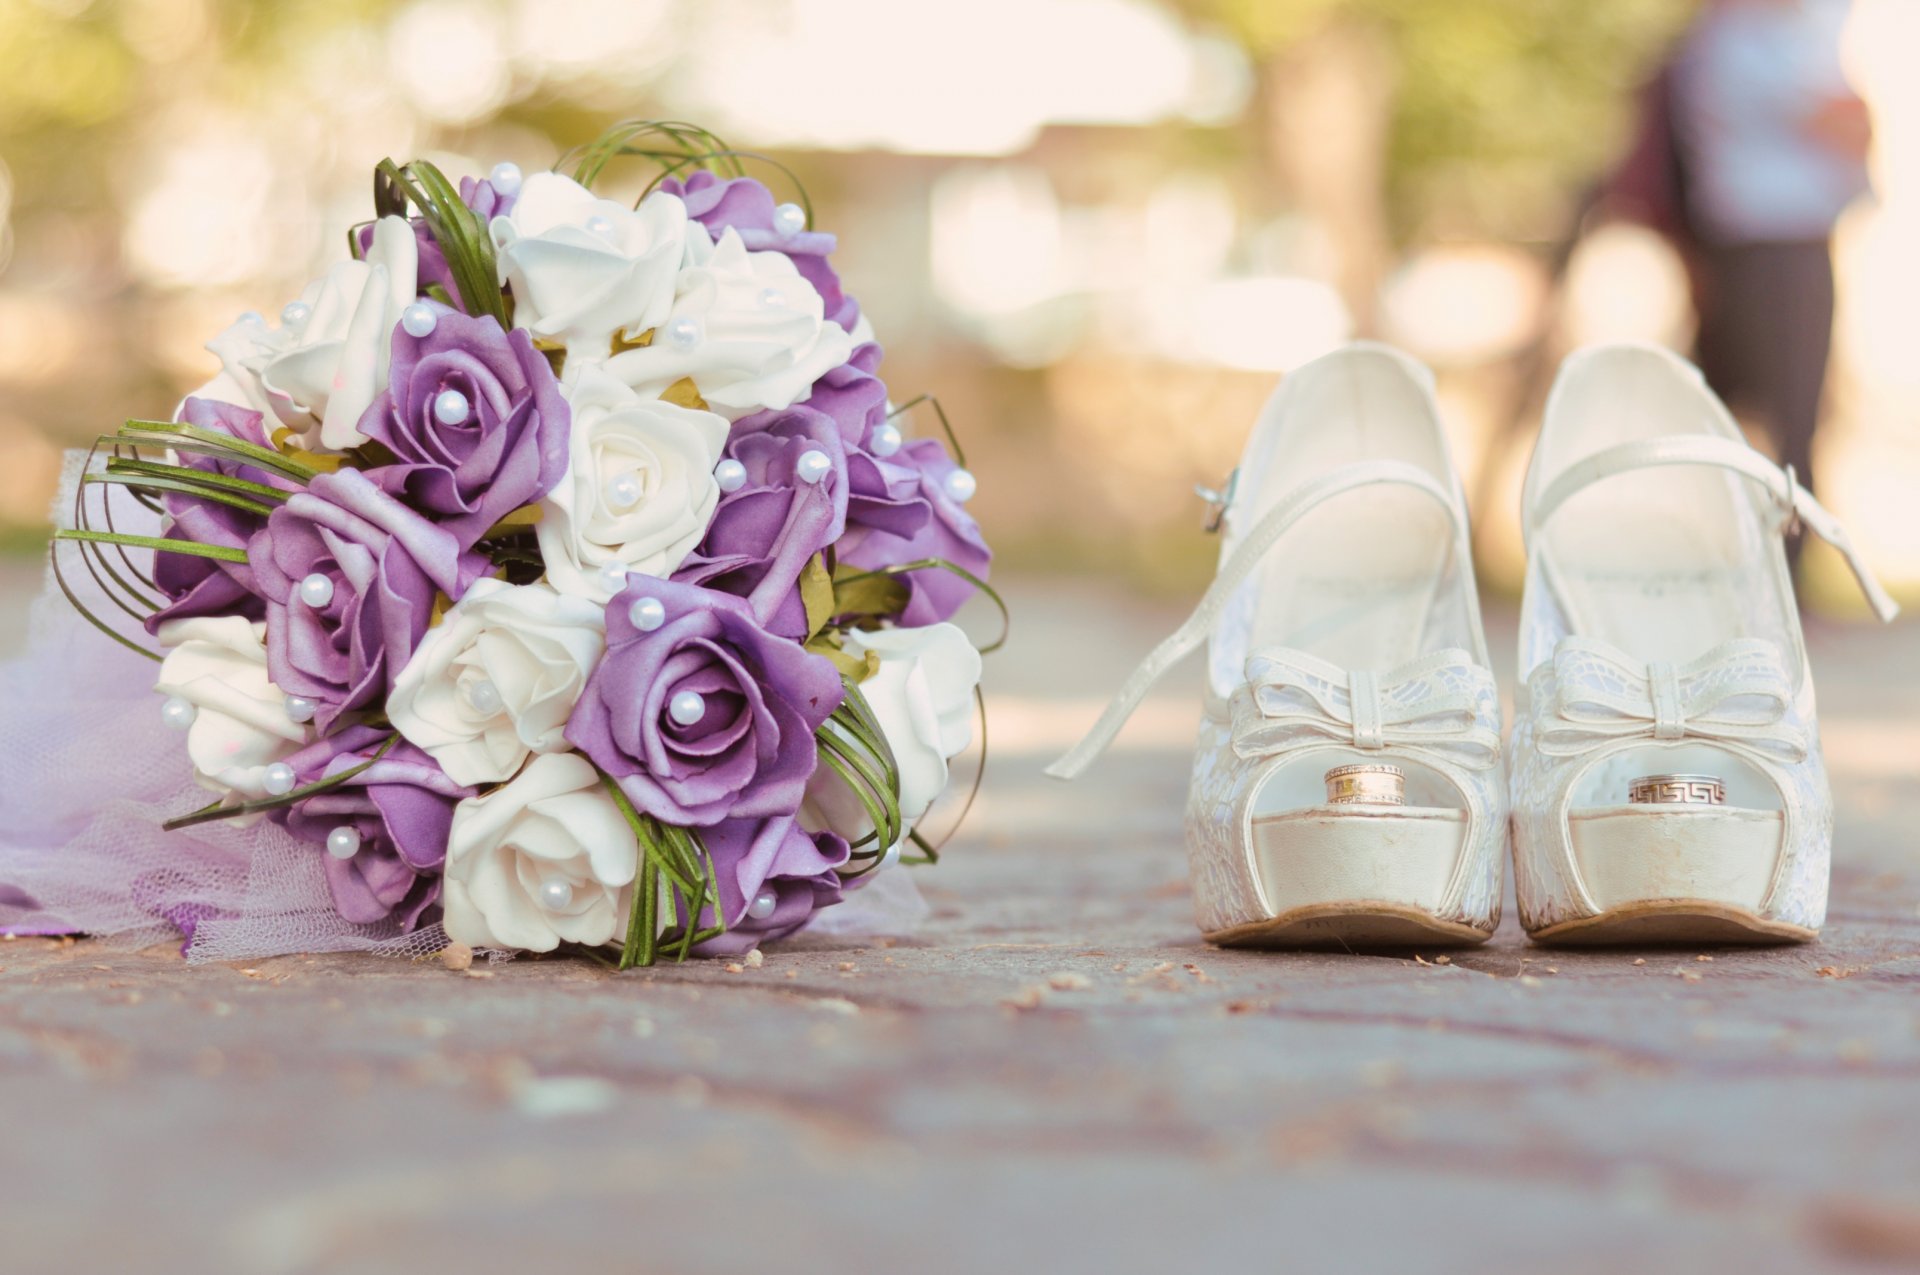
left=2, top=572, right=1918, bottom=1273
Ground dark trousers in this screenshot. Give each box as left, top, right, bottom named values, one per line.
left=1693, top=239, right=1836, bottom=568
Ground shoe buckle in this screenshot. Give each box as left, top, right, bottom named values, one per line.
left=1195, top=469, right=1238, bottom=534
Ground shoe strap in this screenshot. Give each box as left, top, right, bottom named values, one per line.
left=1528, top=435, right=1899, bottom=623
left=1046, top=460, right=1462, bottom=781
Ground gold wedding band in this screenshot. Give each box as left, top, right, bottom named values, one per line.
left=1628, top=773, right=1727, bottom=806
left=1324, top=763, right=1406, bottom=806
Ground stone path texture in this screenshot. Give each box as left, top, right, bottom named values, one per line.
left=2, top=574, right=1917, bottom=1273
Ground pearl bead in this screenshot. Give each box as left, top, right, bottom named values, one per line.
left=603, top=472, right=642, bottom=511
left=400, top=302, right=438, bottom=338
left=794, top=449, right=832, bottom=485
left=628, top=596, right=666, bottom=632
left=944, top=468, right=977, bottom=503
left=595, top=561, right=630, bottom=596
left=284, top=696, right=317, bottom=725
left=664, top=316, right=701, bottom=350
left=869, top=422, right=903, bottom=458
left=746, top=888, right=778, bottom=920
left=668, top=690, right=706, bottom=727
left=714, top=459, right=747, bottom=494
left=262, top=762, right=297, bottom=797
left=297, top=573, right=334, bottom=609
left=160, top=695, right=196, bottom=730
left=238, top=310, right=265, bottom=327
left=433, top=388, right=470, bottom=425
left=326, top=826, right=361, bottom=860
left=539, top=876, right=574, bottom=911
left=772, top=202, right=806, bottom=237
left=585, top=214, right=615, bottom=239
left=489, top=161, right=523, bottom=196
left=280, top=301, right=311, bottom=328
left=464, top=678, right=502, bottom=716
left=759, top=286, right=786, bottom=309
left=880, top=840, right=903, bottom=871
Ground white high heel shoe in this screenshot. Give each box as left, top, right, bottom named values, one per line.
left=1051, top=343, right=1505, bottom=949
left=1512, top=343, right=1899, bottom=945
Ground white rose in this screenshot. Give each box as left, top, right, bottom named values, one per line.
left=537, top=366, right=730, bottom=602
left=386, top=580, right=606, bottom=786
left=154, top=616, right=311, bottom=809
left=804, top=623, right=982, bottom=851
left=605, top=225, right=854, bottom=419
left=253, top=215, right=419, bottom=452
left=491, top=173, right=688, bottom=359
left=442, top=753, right=638, bottom=952
left=188, top=312, right=288, bottom=419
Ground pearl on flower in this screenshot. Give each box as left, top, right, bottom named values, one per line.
left=869, top=423, right=903, bottom=458
left=746, top=888, right=778, bottom=920
left=238, top=310, right=265, bottom=327
left=284, top=696, right=317, bottom=725
left=795, top=449, right=832, bottom=485
left=668, top=690, right=706, bottom=727
left=628, top=596, right=666, bottom=632
left=944, top=468, right=978, bottom=503
left=772, top=202, right=806, bottom=238
left=160, top=695, right=196, bottom=730
left=326, top=826, right=362, bottom=860
left=489, top=161, right=523, bottom=196
left=539, top=876, right=574, bottom=911
left=595, top=561, right=631, bottom=596
left=880, top=840, right=904, bottom=872
left=433, top=388, right=470, bottom=425
left=664, top=316, right=701, bottom=351
left=464, top=678, right=503, bottom=716
left=585, top=214, right=615, bottom=239
left=280, top=301, right=311, bottom=328
left=400, top=302, right=438, bottom=338
left=603, top=471, right=642, bottom=511
left=262, top=762, right=297, bottom=797
left=297, top=573, right=335, bottom=609
left=714, top=459, right=747, bottom=493
left=759, top=286, right=787, bottom=309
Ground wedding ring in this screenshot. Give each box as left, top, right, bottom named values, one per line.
left=1324, top=763, right=1406, bottom=806
left=1628, top=773, right=1726, bottom=806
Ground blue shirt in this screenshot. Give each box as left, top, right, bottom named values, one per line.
left=1675, top=0, right=1872, bottom=243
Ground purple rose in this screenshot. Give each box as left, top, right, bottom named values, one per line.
left=279, top=725, right=472, bottom=929
left=147, top=397, right=289, bottom=634
left=672, top=406, right=847, bottom=640
left=799, top=340, right=888, bottom=449
left=662, top=171, right=859, bottom=331
left=248, top=467, right=487, bottom=732
left=566, top=577, right=844, bottom=827
left=691, top=815, right=848, bottom=955
left=357, top=309, right=568, bottom=547
left=836, top=438, right=991, bottom=628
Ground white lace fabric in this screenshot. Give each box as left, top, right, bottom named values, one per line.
left=1509, top=620, right=1832, bottom=932
left=1183, top=644, right=1507, bottom=934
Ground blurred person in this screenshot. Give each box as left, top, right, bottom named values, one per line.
left=1673, top=0, right=1872, bottom=566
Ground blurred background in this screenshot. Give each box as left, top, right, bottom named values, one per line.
left=1, top=0, right=1916, bottom=612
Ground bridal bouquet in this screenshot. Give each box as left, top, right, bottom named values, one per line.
left=47, top=123, right=996, bottom=965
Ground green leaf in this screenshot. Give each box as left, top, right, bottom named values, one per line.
left=600, top=772, right=721, bottom=969
left=56, top=529, right=248, bottom=563
left=830, top=565, right=909, bottom=622
left=799, top=553, right=836, bottom=640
